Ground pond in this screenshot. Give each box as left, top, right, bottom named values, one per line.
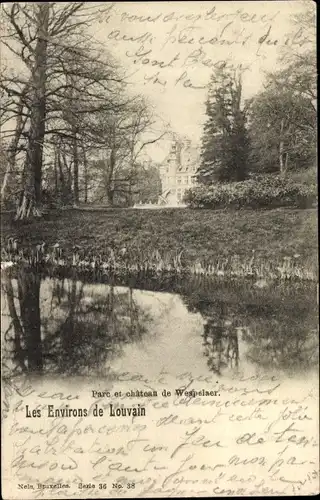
left=1, top=267, right=318, bottom=381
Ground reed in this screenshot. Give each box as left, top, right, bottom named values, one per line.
left=1, top=240, right=317, bottom=282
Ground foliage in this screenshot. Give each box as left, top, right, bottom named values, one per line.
left=88, top=159, right=161, bottom=207
left=289, top=165, right=317, bottom=185
left=247, top=75, right=316, bottom=175
left=86, top=100, right=164, bottom=206
left=183, top=279, right=318, bottom=373
left=198, top=67, right=249, bottom=184
left=131, top=164, right=162, bottom=205
left=246, top=3, right=316, bottom=177
left=184, top=174, right=317, bottom=210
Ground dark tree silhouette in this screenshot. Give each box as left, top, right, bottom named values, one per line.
left=2, top=272, right=153, bottom=378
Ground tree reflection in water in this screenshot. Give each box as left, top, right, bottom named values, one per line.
left=3, top=269, right=42, bottom=374
left=2, top=269, right=152, bottom=378
left=241, top=317, right=318, bottom=370
left=201, top=307, right=240, bottom=375
left=1, top=271, right=318, bottom=378
left=184, top=283, right=318, bottom=375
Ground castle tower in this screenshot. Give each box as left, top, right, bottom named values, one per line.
left=158, top=136, right=199, bottom=206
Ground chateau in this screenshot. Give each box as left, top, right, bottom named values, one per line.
left=158, top=138, right=200, bottom=206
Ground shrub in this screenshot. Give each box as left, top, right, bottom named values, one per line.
left=184, top=175, right=317, bottom=210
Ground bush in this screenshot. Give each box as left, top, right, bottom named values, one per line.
left=184, top=175, right=317, bottom=210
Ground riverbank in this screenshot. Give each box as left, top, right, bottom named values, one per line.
left=1, top=207, right=317, bottom=280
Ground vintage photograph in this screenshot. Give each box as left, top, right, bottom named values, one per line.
left=1, top=1, right=318, bottom=498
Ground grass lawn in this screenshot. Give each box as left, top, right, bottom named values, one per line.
left=1, top=207, right=318, bottom=278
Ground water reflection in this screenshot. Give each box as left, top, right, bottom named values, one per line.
left=3, top=270, right=42, bottom=374
left=1, top=268, right=318, bottom=379
left=2, top=269, right=152, bottom=378
left=202, top=317, right=239, bottom=375
left=183, top=284, right=318, bottom=374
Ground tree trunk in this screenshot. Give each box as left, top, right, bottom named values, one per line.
left=62, top=280, right=77, bottom=353
left=54, top=146, right=58, bottom=195
left=3, top=274, right=26, bottom=372
left=279, top=118, right=287, bottom=176
left=1, top=87, right=28, bottom=203
left=105, top=146, right=116, bottom=206
left=82, top=144, right=88, bottom=203
left=127, top=181, right=133, bottom=207
left=15, top=4, right=50, bottom=220
left=279, top=145, right=289, bottom=176
left=279, top=139, right=284, bottom=174
left=16, top=159, right=37, bottom=219
left=106, top=187, right=114, bottom=206
left=57, top=149, right=67, bottom=201
left=17, top=270, right=43, bottom=373
left=61, top=151, right=72, bottom=198
left=73, top=129, right=79, bottom=204
left=284, top=152, right=289, bottom=173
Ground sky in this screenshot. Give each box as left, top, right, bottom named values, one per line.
left=90, top=1, right=313, bottom=158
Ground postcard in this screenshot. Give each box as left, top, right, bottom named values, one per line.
left=1, top=1, right=318, bottom=498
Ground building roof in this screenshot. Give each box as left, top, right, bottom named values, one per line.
left=161, top=139, right=200, bottom=173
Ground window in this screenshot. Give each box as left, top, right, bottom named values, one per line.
left=177, top=177, right=181, bottom=184
left=183, top=176, right=188, bottom=184
left=177, top=191, right=182, bottom=201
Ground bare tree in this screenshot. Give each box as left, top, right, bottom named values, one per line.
left=1, top=2, right=123, bottom=217
left=88, top=98, right=167, bottom=206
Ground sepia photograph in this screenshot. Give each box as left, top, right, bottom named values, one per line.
left=1, top=1, right=318, bottom=498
